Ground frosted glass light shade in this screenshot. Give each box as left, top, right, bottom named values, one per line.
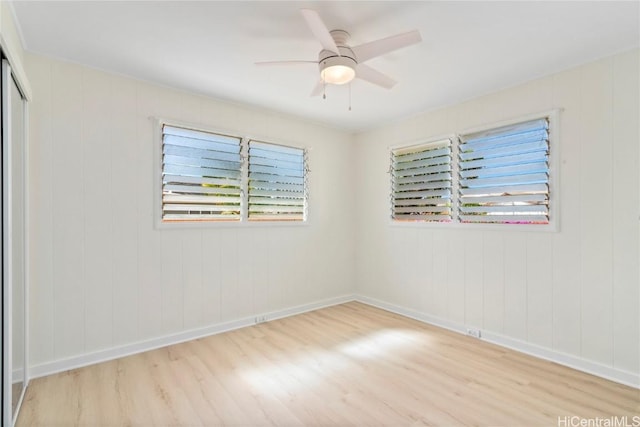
left=321, top=64, right=355, bottom=85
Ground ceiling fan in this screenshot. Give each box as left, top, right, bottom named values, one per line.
left=256, top=9, right=422, bottom=97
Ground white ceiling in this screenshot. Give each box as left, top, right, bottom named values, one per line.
left=11, top=1, right=640, bottom=131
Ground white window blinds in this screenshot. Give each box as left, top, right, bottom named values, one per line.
left=248, top=140, right=307, bottom=221
left=458, top=118, right=550, bottom=224
left=162, top=125, right=243, bottom=222
left=391, top=138, right=453, bottom=222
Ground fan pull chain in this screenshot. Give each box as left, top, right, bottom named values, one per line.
left=348, top=83, right=352, bottom=111
left=323, top=79, right=326, bottom=100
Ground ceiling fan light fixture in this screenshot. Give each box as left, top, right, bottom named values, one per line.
left=319, top=56, right=356, bottom=85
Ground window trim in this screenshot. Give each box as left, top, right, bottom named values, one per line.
left=389, top=109, right=560, bottom=232
left=154, top=118, right=310, bottom=229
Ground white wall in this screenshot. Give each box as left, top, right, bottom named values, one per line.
left=0, top=2, right=30, bottom=99
left=26, top=53, right=356, bottom=371
left=0, top=3, right=23, bottom=65
left=354, top=49, right=639, bottom=385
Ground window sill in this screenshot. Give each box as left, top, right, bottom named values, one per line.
left=155, top=219, right=310, bottom=230
left=389, top=219, right=558, bottom=233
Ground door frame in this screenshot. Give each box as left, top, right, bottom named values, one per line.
left=2, top=57, right=30, bottom=427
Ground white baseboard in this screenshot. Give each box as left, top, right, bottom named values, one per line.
left=29, top=294, right=356, bottom=379
left=355, top=295, right=640, bottom=389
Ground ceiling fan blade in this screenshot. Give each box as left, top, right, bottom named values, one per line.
left=355, top=64, right=397, bottom=89
left=352, top=30, right=422, bottom=63
left=255, top=60, right=318, bottom=66
left=310, top=80, right=324, bottom=97
left=300, top=9, right=340, bottom=55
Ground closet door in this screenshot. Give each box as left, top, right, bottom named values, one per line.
left=2, top=58, right=28, bottom=427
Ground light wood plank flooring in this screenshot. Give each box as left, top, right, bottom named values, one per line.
left=17, top=302, right=639, bottom=426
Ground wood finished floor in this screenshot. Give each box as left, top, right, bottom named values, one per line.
left=17, top=302, right=639, bottom=426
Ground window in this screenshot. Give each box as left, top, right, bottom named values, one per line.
left=248, top=140, right=307, bottom=221
left=162, top=125, right=242, bottom=222
left=159, top=122, right=308, bottom=224
left=390, top=113, right=554, bottom=227
left=390, top=138, right=453, bottom=222
left=458, top=118, right=550, bottom=224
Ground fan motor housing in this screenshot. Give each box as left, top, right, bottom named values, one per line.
left=319, top=52, right=357, bottom=70
left=318, top=46, right=357, bottom=65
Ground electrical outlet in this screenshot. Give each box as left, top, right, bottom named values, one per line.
left=466, top=328, right=481, bottom=339
left=254, top=315, right=267, bottom=324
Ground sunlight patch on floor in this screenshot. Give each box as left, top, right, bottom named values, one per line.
left=240, top=328, right=428, bottom=393
left=239, top=350, right=348, bottom=394
left=337, top=329, right=426, bottom=359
